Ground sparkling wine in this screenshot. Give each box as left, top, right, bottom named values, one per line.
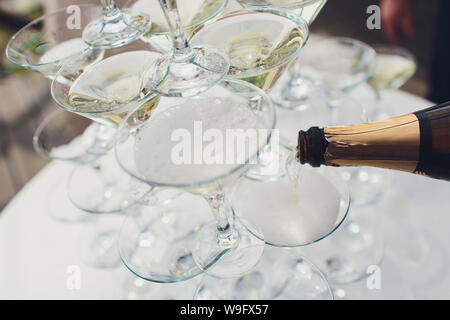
left=134, top=97, right=267, bottom=189
left=190, top=10, right=307, bottom=91
left=67, top=51, right=160, bottom=127
left=368, top=53, right=417, bottom=91
left=133, top=0, right=227, bottom=52
left=297, top=102, right=450, bottom=181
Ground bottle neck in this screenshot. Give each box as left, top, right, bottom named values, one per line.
left=322, top=113, right=421, bottom=173
left=298, top=102, right=450, bottom=180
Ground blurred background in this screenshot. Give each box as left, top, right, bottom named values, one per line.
left=0, top=0, right=442, bottom=211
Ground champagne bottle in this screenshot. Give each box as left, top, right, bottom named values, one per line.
left=297, top=101, right=450, bottom=181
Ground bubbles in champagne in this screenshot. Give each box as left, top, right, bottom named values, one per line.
left=134, top=97, right=268, bottom=186
left=67, top=50, right=159, bottom=126
left=190, top=11, right=306, bottom=90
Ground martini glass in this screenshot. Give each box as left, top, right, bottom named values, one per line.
left=234, top=1, right=328, bottom=111
left=115, top=79, right=276, bottom=279
left=190, top=7, right=309, bottom=181
left=51, top=40, right=160, bottom=214
left=232, top=165, right=350, bottom=248
left=33, top=109, right=99, bottom=166
left=130, top=0, right=228, bottom=52
left=82, top=0, right=152, bottom=49
left=368, top=45, right=417, bottom=121
left=4, top=4, right=118, bottom=158
left=295, top=37, right=389, bottom=206
left=236, top=0, right=328, bottom=25
left=5, top=4, right=105, bottom=81
left=119, top=192, right=213, bottom=283
left=142, top=0, right=230, bottom=97
left=33, top=109, right=99, bottom=223
left=195, top=247, right=333, bottom=300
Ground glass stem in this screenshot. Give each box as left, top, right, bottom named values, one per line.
left=205, top=192, right=237, bottom=248
left=102, top=0, right=121, bottom=20
left=374, top=89, right=382, bottom=103
left=158, top=0, right=195, bottom=60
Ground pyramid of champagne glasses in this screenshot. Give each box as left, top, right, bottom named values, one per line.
left=5, top=0, right=402, bottom=300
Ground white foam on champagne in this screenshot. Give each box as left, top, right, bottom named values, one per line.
left=234, top=169, right=341, bottom=246
left=134, top=98, right=266, bottom=186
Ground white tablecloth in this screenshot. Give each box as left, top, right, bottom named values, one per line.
left=1, top=87, right=449, bottom=300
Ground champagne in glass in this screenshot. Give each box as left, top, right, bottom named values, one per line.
left=368, top=46, right=417, bottom=121
left=62, top=50, right=160, bottom=127
left=6, top=4, right=105, bottom=81
left=132, top=0, right=228, bottom=52
left=51, top=45, right=160, bottom=215
left=115, top=80, right=276, bottom=279
left=369, top=46, right=417, bottom=94
left=368, top=54, right=417, bottom=92
left=190, top=8, right=309, bottom=91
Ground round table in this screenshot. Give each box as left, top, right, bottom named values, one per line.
left=1, top=87, right=449, bottom=300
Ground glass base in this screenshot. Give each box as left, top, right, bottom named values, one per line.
left=146, top=46, right=230, bottom=97
left=122, top=276, right=199, bottom=300
left=79, top=214, right=124, bottom=269
left=46, top=170, right=89, bottom=223
left=271, top=74, right=325, bottom=111
left=193, top=217, right=265, bottom=278
left=68, top=154, right=152, bottom=214
left=119, top=193, right=212, bottom=283
left=340, top=167, right=392, bottom=206
left=195, top=248, right=333, bottom=300
left=82, top=9, right=151, bottom=49
left=300, top=205, right=385, bottom=285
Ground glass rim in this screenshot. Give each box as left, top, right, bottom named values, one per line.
left=236, top=0, right=325, bottom=10
left=236, top=165, right=351, bottom=248
left=308, top=36, right=377, bottom=91
left=6, top=4, right=101, bottom=69
left=129, top=0, right=229, bottom=36
left=372, top=44, right=418, bottom=66
left=114, top=79, right=277, bottom=190
left=190, top=6, right=310, bottom=78
left=51, top=49, right=160, bottom=115
left=194, top=247, right=334, bottom=300
left=32, top=109, right=93, bottom=162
